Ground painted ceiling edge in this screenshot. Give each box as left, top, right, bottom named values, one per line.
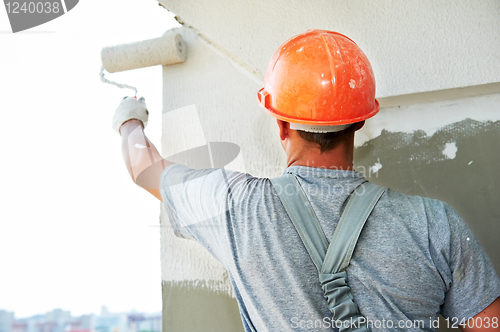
left=378, top=82, right=500, bottom=109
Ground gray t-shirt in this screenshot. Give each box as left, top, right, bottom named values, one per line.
left=160, top=164, right=500, bottom=331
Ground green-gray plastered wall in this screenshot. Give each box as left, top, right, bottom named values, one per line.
left=162, top=281, right=244, bottom=332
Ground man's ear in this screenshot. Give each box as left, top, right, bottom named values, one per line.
left=355, top=121, right=365, bottom=131
left=277, top=119, right=289, bottom=141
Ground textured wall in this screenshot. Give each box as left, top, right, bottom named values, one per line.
left=159, top=0, right=500, bottom=98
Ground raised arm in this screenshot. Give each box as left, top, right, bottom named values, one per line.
left=113, top=97, right=173, bottom=201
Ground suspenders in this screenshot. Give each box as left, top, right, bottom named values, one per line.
left=271, top=173, right=386, bottom=332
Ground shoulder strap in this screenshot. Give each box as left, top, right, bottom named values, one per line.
left=321, top=182, right=386, bottom=274
left=270, top=174, right=386, bottom=273
left=271, top=174, right=328, bottom=271
left=271, top=173, right=386, bottom=332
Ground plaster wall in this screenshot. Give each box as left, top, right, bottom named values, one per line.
left=158, top=0, right=500, bottom=98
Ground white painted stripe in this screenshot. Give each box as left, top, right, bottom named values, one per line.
left=355, top=93, right=500, bottom=147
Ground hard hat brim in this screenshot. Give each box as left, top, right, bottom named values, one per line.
left=257, top=88, right=380, bottom=126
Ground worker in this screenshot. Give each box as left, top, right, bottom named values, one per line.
left=112, top=30, right=500, bottom=331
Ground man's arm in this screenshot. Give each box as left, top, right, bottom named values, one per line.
left=120, top=119, right=172, bottom=201
left=112, top=96, right=173, bottom=201
left=461, top=296, right=500, bottom=332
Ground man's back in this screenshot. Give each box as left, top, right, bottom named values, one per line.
left=160, top=164, right=500, bottom=332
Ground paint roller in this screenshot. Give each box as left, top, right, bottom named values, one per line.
left=100, top=33, right=187, bottom=95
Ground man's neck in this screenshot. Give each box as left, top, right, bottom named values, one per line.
left=285, top=141, right=355, bottom=171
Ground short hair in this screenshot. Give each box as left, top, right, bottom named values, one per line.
left=297, top=123, right=358, bottom=153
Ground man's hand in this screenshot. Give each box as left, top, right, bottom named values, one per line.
left=114, top=97, right=173, bottom=201
left=112, top=96, right=149, bottom=135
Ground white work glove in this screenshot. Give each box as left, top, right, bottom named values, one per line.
left=112, top=96, right=149, bottom=134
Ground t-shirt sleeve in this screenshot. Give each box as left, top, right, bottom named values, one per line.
left=159, top=163, right=250, bottom=263
left=435, top=201, right=500, bottom=321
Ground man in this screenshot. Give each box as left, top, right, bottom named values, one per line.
left=113, top=30, right=500, bottom=331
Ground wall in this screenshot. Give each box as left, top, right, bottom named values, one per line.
left=157, top=1, right=500, bottom=331
left=159, top=0, right=500, bottom=98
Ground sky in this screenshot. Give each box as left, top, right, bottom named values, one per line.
left=0, top=0, right=180, bottom=317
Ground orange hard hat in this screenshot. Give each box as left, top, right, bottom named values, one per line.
left=257, top=30, right=379, bottom=132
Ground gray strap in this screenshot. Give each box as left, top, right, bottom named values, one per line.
left=321, top=182, right=387, bottom=274
left=271, top=174, right=328, bottom=271
left=271, top=174, right=386, bottom=273
left=271, top=173, right=386, bottom=332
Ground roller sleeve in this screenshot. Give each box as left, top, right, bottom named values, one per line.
left=101, top=33, right=187, bottom=73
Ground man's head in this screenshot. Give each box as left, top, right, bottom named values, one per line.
left=257, top=30, right=378, bottom=165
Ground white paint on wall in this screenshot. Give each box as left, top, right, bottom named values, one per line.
left=162, top=104, right=207, bottom=156
left=370, top=159, right=383, bottom=173
left=167, top=28, right=264, bottom=86
left=355, top=93, right=500, bottom=147
left=159, top=0, right=500, bottom=98
left=442, top=142, right=458, bottom=160
left=224, top=150, right=246, bottom=173
left=160, top=204, right=235, bottom=297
